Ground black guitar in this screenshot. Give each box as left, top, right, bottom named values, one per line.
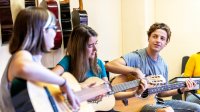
left=72, top=0, right=88, bottom=28
left=0, top=0, right=13, bottom=44
left=60, top=0, right=72, bottom=48
left=25, top=0, right=36, bottom=7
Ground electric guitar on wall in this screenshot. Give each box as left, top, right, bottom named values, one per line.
left=40, top=0, right=63, bottom=49
left=113, top=76, right=200, bottom=112
left=72, top=0, right=88, bottom=28
left=0, top=0, right=13, bottom=44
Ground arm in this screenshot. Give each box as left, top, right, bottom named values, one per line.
left=114, top=78, right=147, bottom=100
left=9, top=51, right=80, bottom=109
left=52, top=65, right=65, bottom=76
left=105, top=58, right=144, bottom=78
left=9, top=51, right=65, bottom=85
left=158, top=79, right=196, bottom=97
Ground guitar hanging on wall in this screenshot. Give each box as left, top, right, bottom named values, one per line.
left=40, top=0, right=63, bottom=50
left=72, top=0, right=88, bottom=28
left=0, top=0, right=13, bottom=45
left=25, top=0, right=37, bottom=7
left=60, top=0, right=72, bottom=48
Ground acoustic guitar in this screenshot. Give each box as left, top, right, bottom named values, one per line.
left=12, top=73, right=110, bottom=112
left=72, top=0, right=88, bottom=28
left=113, top=75, right=200, bottom=112
left=0, top=0, right=13, bottom=44
left=40, top=0, right=63, bottom=49
left=88, top=74, right=165, bottom=111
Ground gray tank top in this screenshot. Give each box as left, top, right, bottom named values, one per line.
left=0, top=57, right=15, bottom=112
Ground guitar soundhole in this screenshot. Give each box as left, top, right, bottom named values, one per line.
left=141, top=91, right=148, bottom=98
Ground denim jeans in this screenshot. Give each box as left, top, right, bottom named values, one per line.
left=141, top=99, right=200, bottom=112
left=186, top=93, right=200, bottom=105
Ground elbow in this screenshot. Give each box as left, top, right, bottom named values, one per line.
left=16, top=62, right=32, bottom=78
left=105, top=63, right=111, bottom=71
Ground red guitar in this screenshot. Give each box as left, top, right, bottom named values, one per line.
left=40, top=0, right=63, bottom=49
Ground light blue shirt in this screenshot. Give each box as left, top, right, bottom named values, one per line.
left=122, top=48, right=168, bottom=81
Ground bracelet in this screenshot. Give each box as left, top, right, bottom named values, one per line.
left=60, top=78, right=66, bottom=87
left=177, top=88, right=183, bottom=94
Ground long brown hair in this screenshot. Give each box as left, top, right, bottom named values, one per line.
left=9, top=7, right=56, bottom=55
left=66, top=25, right=100, bottom=82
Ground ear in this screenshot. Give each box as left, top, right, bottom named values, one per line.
left=43, top=28, right=47, bottom=37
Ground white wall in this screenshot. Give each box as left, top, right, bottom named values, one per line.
left=121, top=0, right=154, bottom=54
left=73, top=0, right=122, bottom=61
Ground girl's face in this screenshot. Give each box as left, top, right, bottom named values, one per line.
left=87, top=36, right=97, bottom=59
left=43, top=23, right=57, bottom=51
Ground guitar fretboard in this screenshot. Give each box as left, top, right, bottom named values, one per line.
left=147, top=80, right=200, bottom=95
left=112, top=79, right=140, bottom=93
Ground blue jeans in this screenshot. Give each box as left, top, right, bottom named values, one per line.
left=186, top=93, right=200, bottom=105
left=141, top=99, right=200, bottom=112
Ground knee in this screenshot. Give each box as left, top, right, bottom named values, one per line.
left=156, top=107, right=174, bottom=112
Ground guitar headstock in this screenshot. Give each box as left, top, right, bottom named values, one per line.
left=146, top=75, right=166, bottom=85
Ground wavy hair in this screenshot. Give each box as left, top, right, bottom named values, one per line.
left=66, top=25, right=100, bottom=82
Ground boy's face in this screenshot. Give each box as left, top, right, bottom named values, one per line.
left=148, top=29, right=168, bottom=53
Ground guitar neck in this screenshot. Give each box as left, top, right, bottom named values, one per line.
left=147, top=80, right=200, bottom=95
left=79, top=0, right=83, bottom=11
left=75, top=84, right=110, bottom=102
left=112, top=79, right=140, bottom=93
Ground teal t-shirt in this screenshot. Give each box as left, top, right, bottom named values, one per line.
left=58, top=56, right=107, bottom=79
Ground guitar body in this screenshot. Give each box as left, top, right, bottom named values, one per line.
left=28, top=73, right=94, bottom=112
left=72, top=0, right=88, bottom=28
left=72, top=9, right=88, bottom=27
left=81, top=77, right=115, bottom=111
left=111, top=74, right=156, bottom=112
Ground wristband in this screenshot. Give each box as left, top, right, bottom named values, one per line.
left=177, top=88, right=183, bottom=94
left=60, top=78, right=66, bottom=87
